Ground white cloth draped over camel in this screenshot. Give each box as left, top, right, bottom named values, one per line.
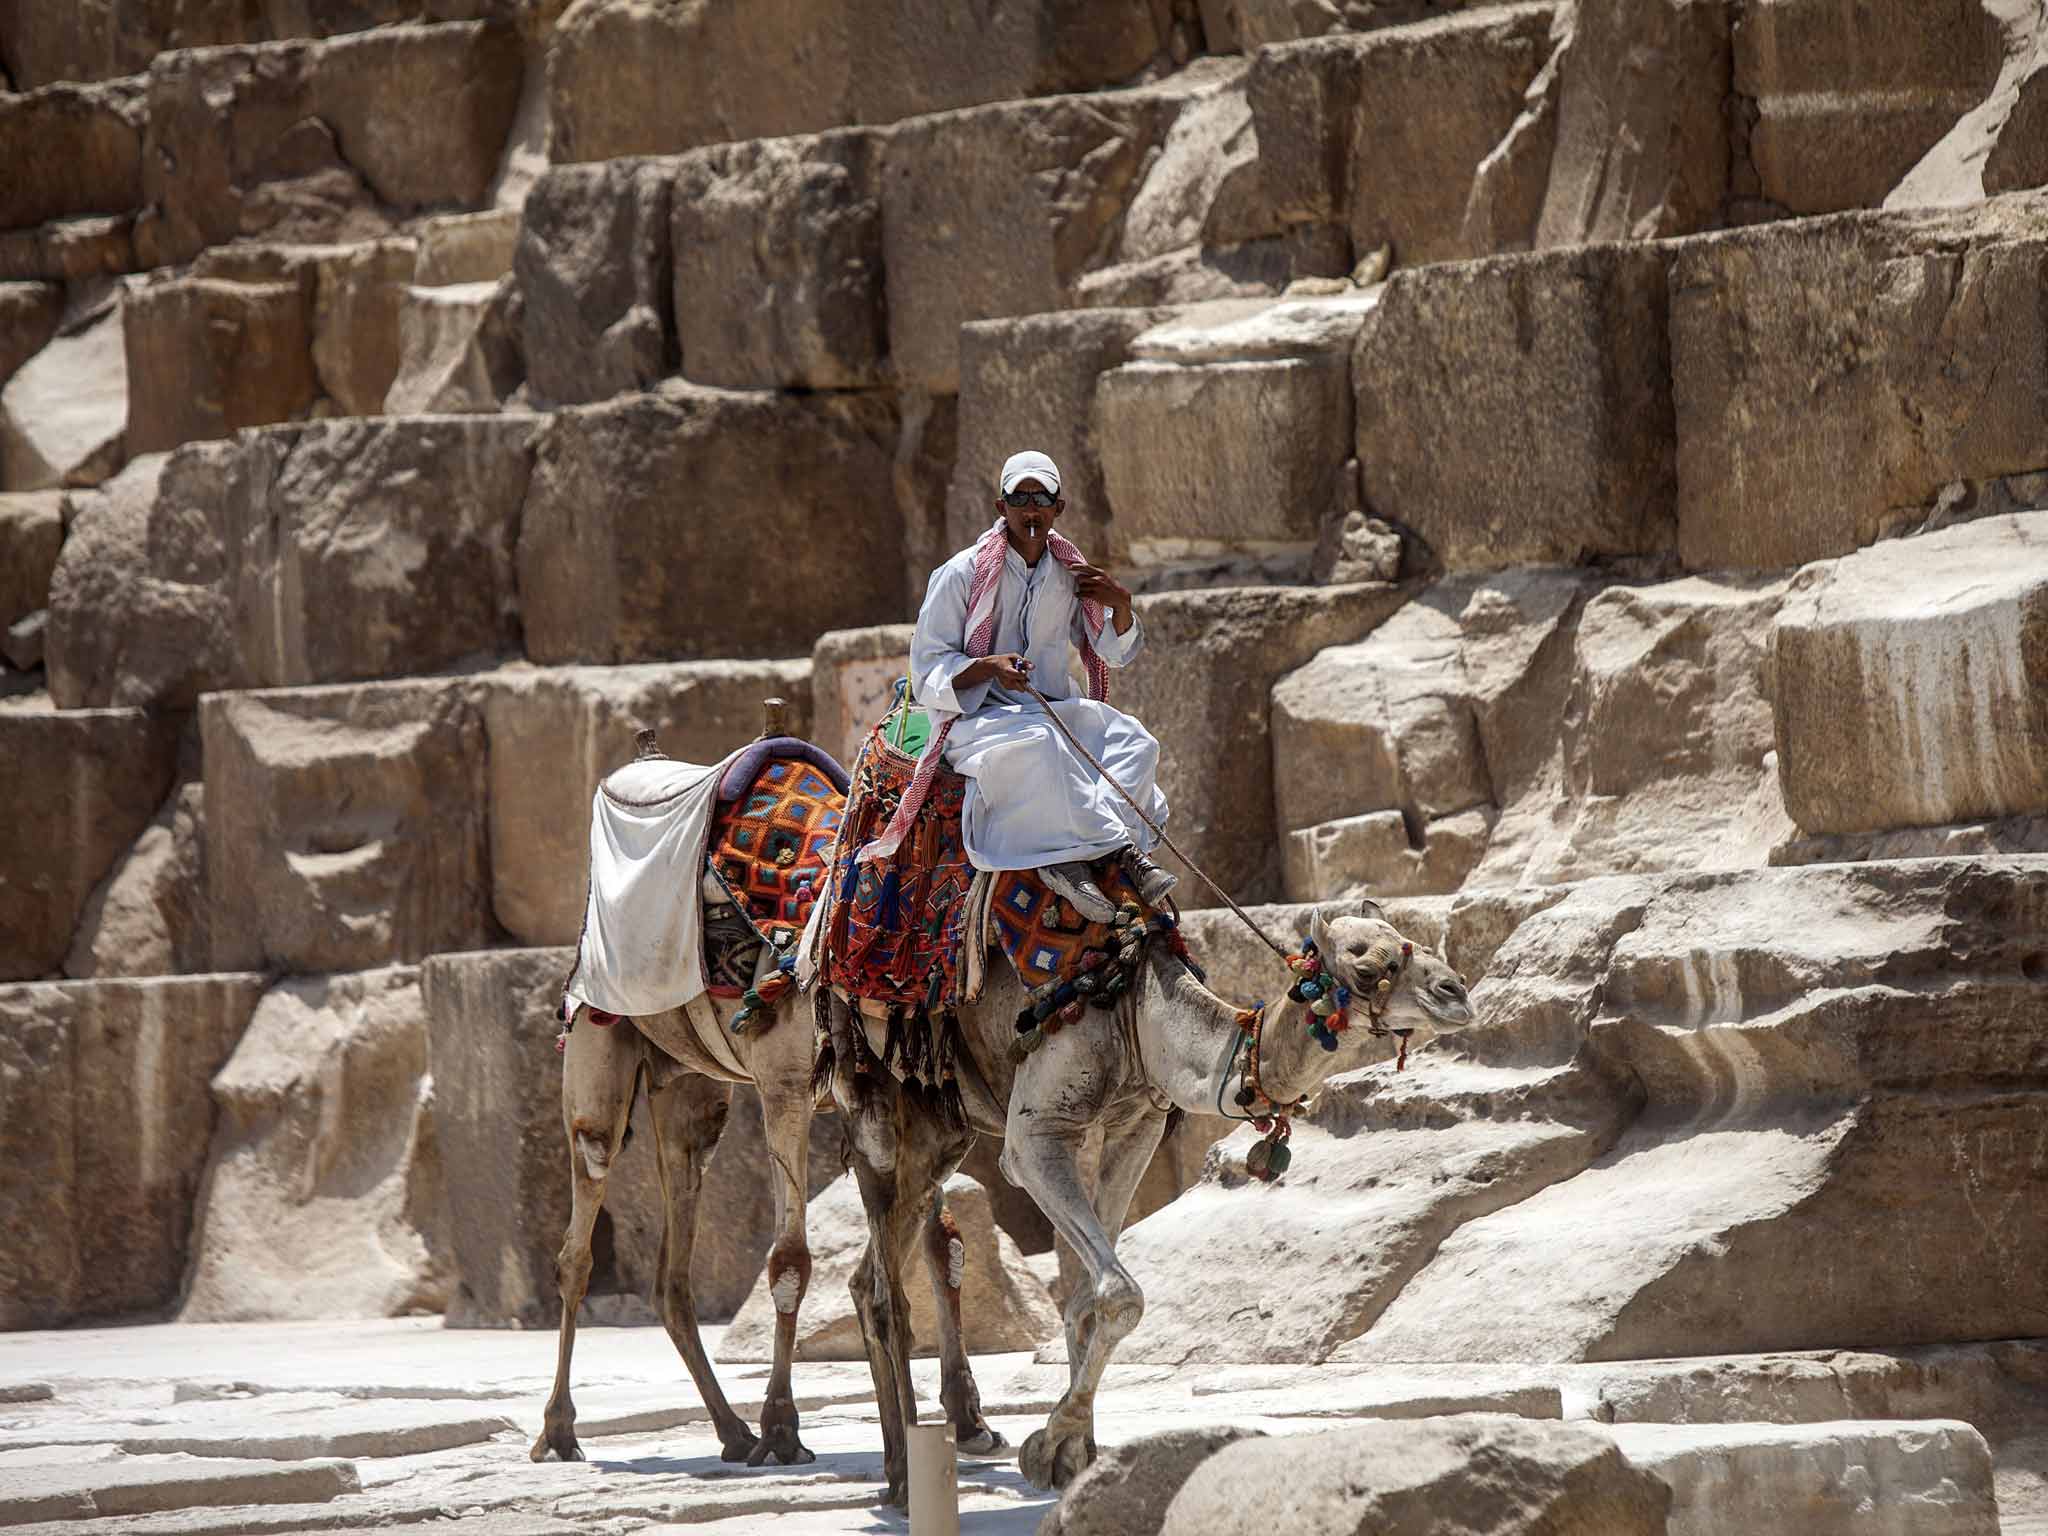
left=563, top=747, right=742, bottom=1022
left=909, top=541, right=1167, bottom=872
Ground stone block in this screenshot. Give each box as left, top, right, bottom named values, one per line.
left=1671, top=197, right=2048, bottom=570
left=203, top=679, right=492, bottom=973
left=945, top=307, right=1170, bottom=562
left=671, top=130, right=887, bottom=390
left=1355, top=242, right=1674, bottom=570
left=1044, top=1426, right=1266, bottom=1536
left=880, top=87, right=1186, bottom=392
left=809, top=622, right=918, bottom=770
left=1159, top=1418, right=1668, bottom=1535
left=517, top=157, right=675, bottom=407
left=518, top=387, right=904, bottom=664
left=0, top=302, right=127, bottom=492
left=219, top=415, right=537, bottom=687
left=0, top=974, right=265, bottom=1326
left=0, top=0, right=433, bottom=88
left=718, top=1171, right=1060, bottom=1361
left=1283, top=804, right=1495, bottom=901
left=1607, top=1420, right=1998, bottom=1536
left=1117, top=582, right=1409, bottom=900
left=1094, top=352, right=1351, bottom=572
left=0, top=490, right=64, bottom=637
left=546, top=0, right=1174, bottom=163
left=482, top=660, right=813, bottom=947
left=414, top=208, right=520, bottom=286
left=45, top=446, right=247, bottom=709
left=64, top=782, right=210, bottom=979
left=420, top=947, right=842, bottom=1327
left=122, top=277, right=320, bottom=456
left=0, top=281, right=61, bottom=392
left=1735, top=0, right=2006, bottom=217
left=1342, top=857, right=2048, bottom=1363
left=0, top=78, right=146, bottom=230
left=181, top=967, right=450, bottom=1321
left=0, top=1456, right=356, bottom=1524
left=384, top=278, right=523, bottom=413
left=1772, top=514, right=2048, bottom=836
left=138, top=22, right=524, bottom=267
left=0, top=704, right=179, bottom=981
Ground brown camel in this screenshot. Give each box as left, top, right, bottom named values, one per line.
left=528, top=946, right=1007, bottom=1468
left=825, top=898, right=1475, bottom=1505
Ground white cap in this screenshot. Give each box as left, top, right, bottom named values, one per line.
left=998, top=449, right=1062, bottom=496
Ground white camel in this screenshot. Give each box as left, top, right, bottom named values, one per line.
left=823, top=896, right=1475, bottom=1503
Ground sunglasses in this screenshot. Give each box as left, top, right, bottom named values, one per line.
left=1003, top=489, right=1058, bottom=508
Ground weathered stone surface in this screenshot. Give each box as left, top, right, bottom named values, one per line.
left=1607, top=1419, right=1998, bottom=1536
left=222, top=415, right=537, bottom=686
left=122, top=277, right=320, bottom=456
left=420, top=947, right=841, bottom=1327
left=1042, top=1425, right=1266, bottom=1536
left=0, top=1456, right=357, bottom=1524
left=1355, top=242, right=1674, bottom=570
left=1529, top=0, right=1731, bottom=245
left=384, top=278, right=523, bottom=413
left=1283, top=804, right=1495, bottom=900
left=181, top=967, right=450, bottom=1321
left=0, top=490, right=64, bottom=639
left=1343, top=857, right=2048, bottom=1363
left=1671, top=196, right=2048, bottom=571
left=0, top=703, right=179, bottom=981
left=809, top=622, right=918, bottom=769
left=64, top=781, right=209, bottom=978
left=546, top=0, right=1175, bottom=164
left=1772, top=514, right=2048, bottom=836
left=1119, top=583, right=1408, bottom=899
left=45, top=446, right=246, bottom=709
left=945, top=307, right=1169, bottom=562
left=203, top=679, right=492, bottom=973
left=1892, top=10, right=2048, bottom=208
left=1159, top=1416, right=1669, bottom=1535
left=0, top=974, right=265, bottom=1326
left=516, top=157, right=674, bottom=407
left=518, top=387, right=904, bottom=663
left=482, top=659, right=813, bottom=946
left=1245, top=7, right=1552, bottom=263
left=671, top=129, right=886, bottom=391
left=1735, top=0, right=2006, bottom=217
left=0, top=302, right=127, bottom=492
left=0, top=78, right=146, bottom=231
left=1095, top=353, right=1350, bottom=576
left=138, top=22, right=525, bottom=267
left=719, top=1171, right=1061, bottom=1362
left=414, top=208, right=521, bottom=286
left=0, top=281, right=61, bottom=393
left=881, top=85, right=1190, bottom=393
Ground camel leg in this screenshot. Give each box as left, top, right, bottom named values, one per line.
left=849, top=1133, right=919, bottom=1509
left=1001, top=1095, right=1168, bottom=1491
left=530, top=1013, right=640, bottom=1463
left=747, top=1080, right=819, bottom=1467
left=646, top=1070, right=759, bottom=1462
left=920, top=1157, right=1006, bottom=1456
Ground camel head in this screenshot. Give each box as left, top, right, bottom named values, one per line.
left=1306, top=898, right=1475, bottom=1047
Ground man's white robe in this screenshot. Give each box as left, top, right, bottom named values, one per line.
left=910, top=541, right=1169, bottom=872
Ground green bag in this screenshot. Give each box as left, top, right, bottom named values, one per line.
left=884, top=674, right=931, bottom=756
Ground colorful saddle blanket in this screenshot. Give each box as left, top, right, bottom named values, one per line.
left=707, top=757, right=846, bottom=953
left=990, top=863, right=1154, bottom=993
left=821, top=729, right=975, bottom=1013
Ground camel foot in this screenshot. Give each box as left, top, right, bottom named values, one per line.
left=1020, top=1425, right=1094, bottom=1490
left=528, top=1423, right=585, bottom=1463
left=718, top=1426, right=761, bottom=1463
left=958, top=1422, right=1010, bottom=1458
left=880, top=1473, right=909, bottom=1511
left=746, top=1424, right=815, bottom=1467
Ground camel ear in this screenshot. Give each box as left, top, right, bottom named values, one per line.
left=1356, top=897, right=1386, bottom=923
left=1308, top=903, right=1336, bottom=954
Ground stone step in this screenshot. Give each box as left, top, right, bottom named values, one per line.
left=0, top=1397, right=515, bottom=1460
left=0, top=21, right=525, bottom=280
left=0, top=1457, right=357, bottom=1527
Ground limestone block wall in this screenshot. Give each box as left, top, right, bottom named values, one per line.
left=0, top=0, right=2045, bottom=1375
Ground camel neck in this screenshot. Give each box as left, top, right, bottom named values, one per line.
left=1136, top=953, right=1321, bottom=1117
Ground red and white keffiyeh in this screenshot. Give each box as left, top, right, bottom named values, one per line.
left=855, top=519, right=1109, bottom=864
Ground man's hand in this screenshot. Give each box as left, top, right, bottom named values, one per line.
left=1072, top=564, right=1135, bottom=633
left=962, top=652, right=1035, bottom=690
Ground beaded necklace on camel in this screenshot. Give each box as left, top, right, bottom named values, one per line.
left=1222, top=933, right=1416, bottom=1182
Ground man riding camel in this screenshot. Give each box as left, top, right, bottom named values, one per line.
left=856, top=449, right=1175, bottom=923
